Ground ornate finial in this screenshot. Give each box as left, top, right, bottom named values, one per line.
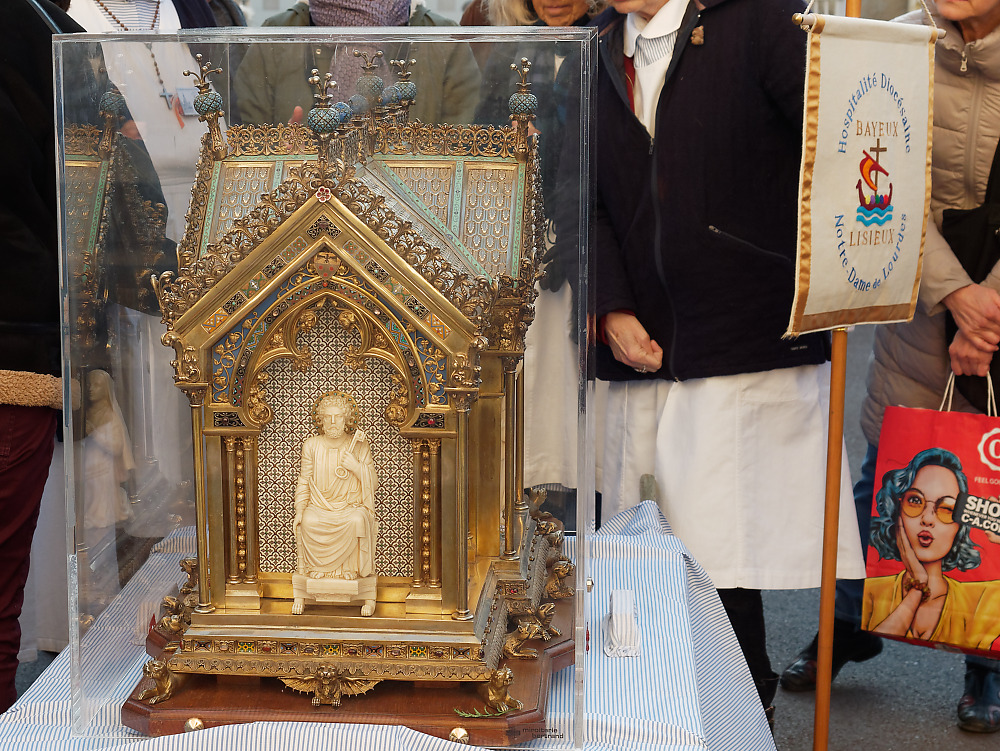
left=308, top=68, right=337, bottom=108
left=182, top=54, right=225, bottom=159
left=182, top=53, right=222, bottom=95
left=97, top=85, right=126, bottom=158
left=511, top=58, right=533, bottom=91
left=390, top=58, right=418, bottom=105
left=508, top=57, right=537, bottom=125
left=354, top=49, right=386, bottom=108
left=354, top=50, right=384, bottom=70
left=390, top=58, right=417, bottom=80
left=305, top=69, right=352, bottom=171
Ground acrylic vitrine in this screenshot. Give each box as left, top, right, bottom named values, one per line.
left=55, top=26, right=594, bottom=748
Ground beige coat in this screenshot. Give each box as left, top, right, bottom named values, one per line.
left=860, top=6, right=1000, bottom=444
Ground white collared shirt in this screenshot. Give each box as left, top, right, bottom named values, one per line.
left=624, top=0, right=691, bottom=134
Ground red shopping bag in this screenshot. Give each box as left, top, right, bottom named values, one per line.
left=862, top=379, right=1000, bottom=657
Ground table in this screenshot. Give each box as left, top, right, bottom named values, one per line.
left=0, top=503, right=774, bottom=751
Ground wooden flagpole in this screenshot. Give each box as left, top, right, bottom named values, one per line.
left=813, top=327, right=847, bottom=751
left=813, top=7, right=861, bottom=749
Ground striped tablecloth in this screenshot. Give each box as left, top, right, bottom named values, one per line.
left=0, top=503, right=774, bottom=751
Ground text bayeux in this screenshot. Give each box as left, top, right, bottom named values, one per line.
left=856, top=121, right=899, bottom=138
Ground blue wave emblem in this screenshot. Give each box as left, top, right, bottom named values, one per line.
left=856, top=205, right=893, bottom=226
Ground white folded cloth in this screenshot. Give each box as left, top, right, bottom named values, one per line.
left=603, top=589, right=641, bottom=657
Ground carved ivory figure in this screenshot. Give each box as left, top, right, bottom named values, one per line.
left=292, top=391, right=378, bottom=616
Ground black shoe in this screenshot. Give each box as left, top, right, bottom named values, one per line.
left=958, top=663, right=1000, bottom=733
left=779, top=620, right=883, bottom=692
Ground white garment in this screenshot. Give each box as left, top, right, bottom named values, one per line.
left=598, top=363, right=866, bottom=590
left=624, top=0, right=690, bottom=134
left=523, top=284, right=581, bottom=489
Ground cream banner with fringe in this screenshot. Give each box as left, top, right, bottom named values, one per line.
left=786, top=15, right=937, bottom=336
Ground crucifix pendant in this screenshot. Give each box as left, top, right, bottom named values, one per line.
left=159, top=89, right=172, bottom=109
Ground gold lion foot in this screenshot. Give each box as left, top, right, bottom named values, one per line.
left=519, top=602, right=560, bottom=640
left=502, top=620, right=544, bottom=660
left=479, top=667, right=523, bottom=714
left=137, top=659, right=185, bottom=705
left=544, top=559, right=575, bottom=600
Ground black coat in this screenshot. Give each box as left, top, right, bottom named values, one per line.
left=591, top=0, right=830, bottom=382
left=0, top=0, right=83, bottom=376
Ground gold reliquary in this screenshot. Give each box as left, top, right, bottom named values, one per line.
left=117, top=51, right=576, bottom=743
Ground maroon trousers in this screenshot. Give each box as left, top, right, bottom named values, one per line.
left=0, top=405, right=57, bottom=711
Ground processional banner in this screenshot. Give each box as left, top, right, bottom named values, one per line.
left=786, top=15, right=938, bottom=337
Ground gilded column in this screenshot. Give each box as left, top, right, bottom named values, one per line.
left=501, top=357, right=520, bottom=559
left=187, top=392, right=215, bottom=613
left=233, top=438, right=248, bottom=583
left=244, top=435, right=259, bottom=584
left=429, top=439, right=442, bottom=588
left=453, top=402, right=472, bottom=621
left=224, top=436, right=240, bottom=585
left=411, top=439, right=424, bottom=587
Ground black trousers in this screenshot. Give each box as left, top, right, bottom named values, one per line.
left=716, top=587, right=776, bottom=706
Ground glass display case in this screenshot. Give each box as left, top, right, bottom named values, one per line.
left=55, top=26, right=594, bottom=748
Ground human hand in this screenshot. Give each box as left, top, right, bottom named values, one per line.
left=943, top=283, right=1000, bottom=351
left=340, top=450, right=362, bottom=477
left=949, top=329, right=995, bottom=376
left=289, top=106, right=304, bottom=125
left=604, top=311, right=663, bottom=374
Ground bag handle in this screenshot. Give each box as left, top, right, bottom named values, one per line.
left=941, top=371, right=998, bottom=415
left=940, top=372, right=956, bottom=412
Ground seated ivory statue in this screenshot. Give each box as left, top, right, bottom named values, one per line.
left=292, top=391, right=378, bottom=617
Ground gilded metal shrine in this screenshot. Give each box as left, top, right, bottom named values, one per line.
left=110, top=50, right=577, bottom=730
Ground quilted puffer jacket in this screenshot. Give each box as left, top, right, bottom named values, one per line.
left=860, top=4, right=1000, bottom=443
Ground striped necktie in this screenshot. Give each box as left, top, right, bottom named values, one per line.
left=633, top=30, right=678, bottom=68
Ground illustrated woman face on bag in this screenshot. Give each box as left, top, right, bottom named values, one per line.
left=871, top=449, right=980, bottom=577
left=898, top=465, right=961, bottom=565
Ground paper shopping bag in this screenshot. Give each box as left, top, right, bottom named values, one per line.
left=861, top=398, right=1000, bottom=657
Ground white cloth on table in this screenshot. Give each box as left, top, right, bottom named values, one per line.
left=2, top=509, right=775, bottom=750
left=598, top=361, right=866, bottom=590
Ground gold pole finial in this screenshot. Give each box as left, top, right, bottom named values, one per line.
left=182, top=54, right=226, bottom=159
left=354, top=49, right=384, bottom=70
left=308, top=68, right=338, bottom=108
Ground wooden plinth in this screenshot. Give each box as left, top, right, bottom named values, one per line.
left=122, top=603, right=575, bottom=747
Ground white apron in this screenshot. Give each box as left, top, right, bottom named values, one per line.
left=598, top=362, right=866, bottom=589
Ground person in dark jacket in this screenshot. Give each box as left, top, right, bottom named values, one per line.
left=0, top=0, right=83, bottom=712
left=587, top=0, right=866, bottom=726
